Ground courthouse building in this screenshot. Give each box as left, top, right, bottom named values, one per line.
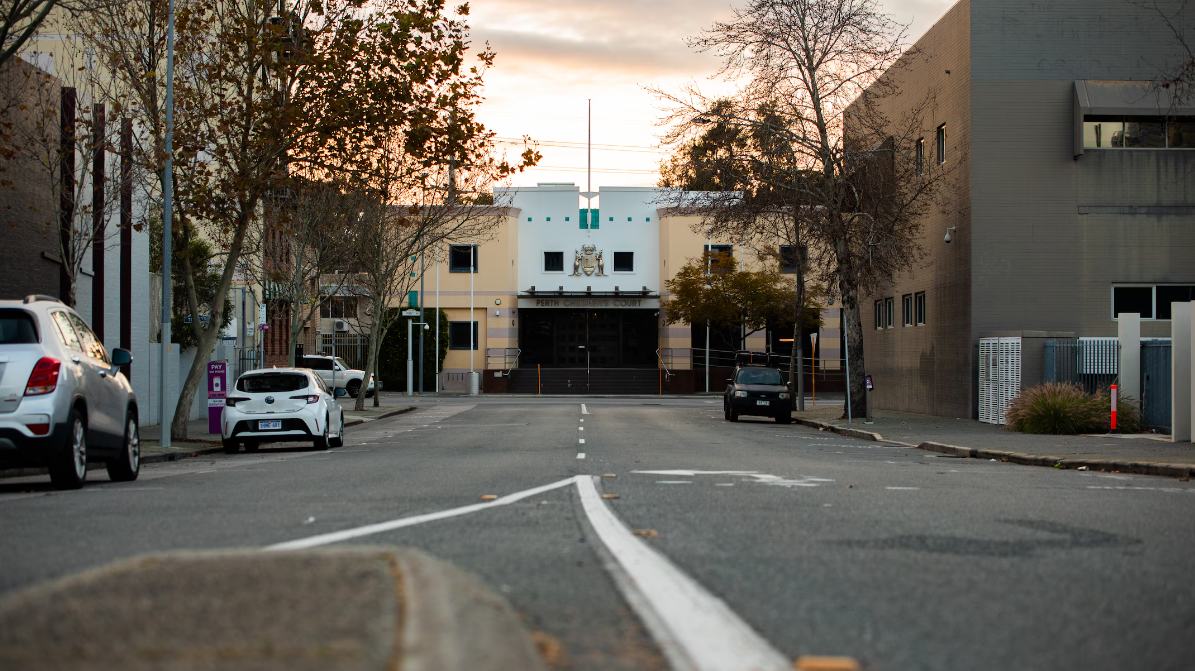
left=428, top=184, right=841, bottom=393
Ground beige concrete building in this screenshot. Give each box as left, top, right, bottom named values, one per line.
left=421, top=184, right=840, bottom=393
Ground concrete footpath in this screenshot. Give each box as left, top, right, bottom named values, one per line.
left=793, top=401, right=1195, bottom=478
left=1, top=395, right=417, bottom=479
left=0, top=547, right=547, bottom=671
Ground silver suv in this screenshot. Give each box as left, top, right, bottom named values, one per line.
left=0, top=295, right=139, bottom=489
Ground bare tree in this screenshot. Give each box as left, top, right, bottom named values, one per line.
left=1133, top=0, right=1194, bottom=105
left=655, top=0, right=954, bottom=418
left=249, top=174, right=362, bottom=367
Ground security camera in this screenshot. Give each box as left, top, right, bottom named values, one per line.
left=945, top=227, right=956, bottom=243
left=944, top=232, right=951, bottom=243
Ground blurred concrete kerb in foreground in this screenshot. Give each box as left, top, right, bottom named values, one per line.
left=0, top=547, right=548, bottom=671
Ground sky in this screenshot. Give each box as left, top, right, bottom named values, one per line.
left=466, top=0, right=959, bottom=190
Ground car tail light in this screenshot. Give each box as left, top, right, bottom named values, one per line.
left=27, top=423, right=50, bottom=435
left=290, top=394, right=319, bottom=404
left=226, top=396, right=250, bottom=407
left=24, top=357, right=61, bottom=396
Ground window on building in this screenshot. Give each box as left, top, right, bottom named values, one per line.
left=779, top=245, right=805, bottom=274
left=613, top=252, right=634, bottom=272
left=1084, top=115, right=1195, bottom=149
left=936, top=124, right=947, bottom=164
left=448, top=321, right=478, bottom=349
left=449, top=245, right=478, bottom=273
left=704, top=244, right=734, bottom=273
left=321, top=297, right=357, bottom=319
left=915, top=138, right=924, bottom=176
left=1112, top=286, right=1154, bottom=319
left=874, top=300, right=884, bottom=330
left=885, top=297, right=895, bottom=328
left=902, top=294, right=913, bottom=326
left=1156, top=285, right=1195, bottom=320
left=915, top=292, right=926, bottom=325
left=544, top=251, right=564, bottom=272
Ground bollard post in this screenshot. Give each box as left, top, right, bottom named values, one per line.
left=1110, top=384, right=1117, bottom=432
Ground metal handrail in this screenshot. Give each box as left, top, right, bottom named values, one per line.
left=485, top=347, right=521, bottom=376
left=655, top=348, right=674, bottom=379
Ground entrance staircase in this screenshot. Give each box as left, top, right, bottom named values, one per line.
left=507, top=368, right=661, bottom=394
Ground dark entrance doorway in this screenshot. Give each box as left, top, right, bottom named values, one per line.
left=519, top=309, right=658, bottom=368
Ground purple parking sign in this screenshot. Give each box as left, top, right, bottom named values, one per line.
left=208, top=361, right=228, bottom=434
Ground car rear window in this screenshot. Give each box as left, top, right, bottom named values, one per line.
left=0, top=310, right=39, bottom=344
left=737, top=368, right=784, bottom=385
left=237, top=373, right=309, bottom=393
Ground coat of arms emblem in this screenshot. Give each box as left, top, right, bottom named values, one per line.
left=571, top=244, right=604, bottom=276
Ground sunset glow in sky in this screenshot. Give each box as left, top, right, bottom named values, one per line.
left=468, top=0, right=958, bottom=189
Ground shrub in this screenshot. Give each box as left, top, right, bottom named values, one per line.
left=1004, top=383, right=1140, bottom=434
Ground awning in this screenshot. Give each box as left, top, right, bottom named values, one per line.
left=1073, top=80, right=1194, bottom=156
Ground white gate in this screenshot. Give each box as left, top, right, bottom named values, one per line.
left=979, top=337, right=1021, bottom=425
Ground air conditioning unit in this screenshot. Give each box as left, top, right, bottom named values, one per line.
left=334, top=320, right=349, bottom=332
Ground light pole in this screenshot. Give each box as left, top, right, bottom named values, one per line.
left=407, top=317, right=428, bottom=396
left=705, top=225, right=712, bottom=394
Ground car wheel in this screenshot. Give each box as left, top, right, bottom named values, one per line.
left=243, top=440, right=259, bottom=453
left=329, top=411, right=344, bottom=448
left=49, top=408, right=87, bottom=490
left=723, top=401, right=730, bottom=421
left=728, top=406, right=739, bottom=422
left=106, top=412, right=140, bottom=482
left=312, top=415, right=330, bottom=450
left=222, top=437, right=239, bottom=454
left=346, top=379, right=362, bottom=398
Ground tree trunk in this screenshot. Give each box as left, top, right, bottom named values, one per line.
left=834, top=240, right=867, bottom=420
left=355, top=311, right=383, bottom=411
left=170, top=209, right=251, bottom=441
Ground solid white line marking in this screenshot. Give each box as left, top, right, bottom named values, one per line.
left=266, top=477, right=577, bottom=551
left=579, top=438, right=586, bottom=444
left=581, top=404, right=589, bottom=414
left=575, top=476, right=789, bottom=671
left=885, top=486, right=920, bottom=490
left=577, top=452, right=586, bottom=459
left=656, top=481, right=693, bottom=484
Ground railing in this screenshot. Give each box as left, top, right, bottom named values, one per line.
left=1044, top=339, right=1120, bottom=393
left=485, top=347, right=521, bottom=375
left=319, top=332, right=369, bottom=370
left=655, top=349, right=674, bottom=379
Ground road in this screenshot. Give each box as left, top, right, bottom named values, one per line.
left=2, top=396, right=1193, bottom=671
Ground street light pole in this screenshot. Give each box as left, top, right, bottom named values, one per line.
left=159, top=0, right=176, bottom=445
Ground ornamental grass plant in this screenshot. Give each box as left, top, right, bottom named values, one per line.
left=1004, top=383, right=1141, bottom=434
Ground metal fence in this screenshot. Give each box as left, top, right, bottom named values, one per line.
left=1044, top=339, right=1120, bottom=393
left=319, top=333, right=370, bottom=370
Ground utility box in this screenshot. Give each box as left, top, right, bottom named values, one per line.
left=979, top=337, right=1021, bottom=425
left=207, top=360, right=229, bottom=434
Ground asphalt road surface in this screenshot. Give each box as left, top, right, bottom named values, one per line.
left=2, top=396, right=1193, bottom=671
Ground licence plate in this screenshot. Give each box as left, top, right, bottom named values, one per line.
left=258, top=420, right=282, bottom=430
left=756, top=400, right=770, bottom=406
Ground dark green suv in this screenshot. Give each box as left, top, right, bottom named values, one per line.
left=723, top=352, right=793, bottom=423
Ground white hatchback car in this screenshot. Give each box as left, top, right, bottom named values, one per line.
left=220, top=368, right=344, bottom=453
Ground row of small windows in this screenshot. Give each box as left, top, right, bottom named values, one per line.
left=526, top=209, right=652, bottom=229
left=875, top=292, right=926, bottom=329
left=543, top=251, right=635, bottom=272
left=1083, top=116, right=1195, bottom=149
left=1111, top=285, right=1195, bottom=321
left=914, top=125, right=947, bottom=176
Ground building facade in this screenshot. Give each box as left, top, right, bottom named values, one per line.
left=421, top=184, right=842, bottom=392
left=854, top=0, right=1194, bottom=418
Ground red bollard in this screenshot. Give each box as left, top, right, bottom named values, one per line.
left=1110, top=384, right=1118, bottom=432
